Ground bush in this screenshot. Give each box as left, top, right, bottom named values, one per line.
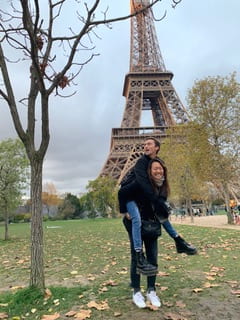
left=13, top=213, right=31, bottom=223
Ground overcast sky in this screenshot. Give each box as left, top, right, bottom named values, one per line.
left=1, top=0, right=240, bottom=196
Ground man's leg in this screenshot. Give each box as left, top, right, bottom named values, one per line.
left=126, top=201, right=142, bottom=251
left=118, top=180, right=140, bottom=214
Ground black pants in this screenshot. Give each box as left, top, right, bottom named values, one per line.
left=123, top=217, right=158, bottom=291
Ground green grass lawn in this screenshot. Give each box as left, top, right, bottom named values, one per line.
left=0, top=219, right=240, bottom=320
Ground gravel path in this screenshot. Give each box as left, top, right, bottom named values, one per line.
left=171, top=214, right=240, bottom=230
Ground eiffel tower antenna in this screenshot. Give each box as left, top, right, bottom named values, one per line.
left=100, top=0, right=189, bottom=182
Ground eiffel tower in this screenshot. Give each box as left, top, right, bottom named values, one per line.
left=100, top=0, right=189, bottom=183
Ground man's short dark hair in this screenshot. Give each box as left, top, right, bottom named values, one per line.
left=145, top=137, right=160, bottom=150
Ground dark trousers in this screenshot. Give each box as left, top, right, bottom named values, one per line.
left=123, top=217, right=158, bottom=291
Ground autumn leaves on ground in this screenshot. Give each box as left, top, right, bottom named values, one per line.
left=0, top=218, right=240, bottom=320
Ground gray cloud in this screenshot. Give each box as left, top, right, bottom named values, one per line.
left=1, top=0, right=240, bottom=195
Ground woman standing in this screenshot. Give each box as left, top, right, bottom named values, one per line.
left=123, top=158, right=197, bottom=308
left=122, top=158, right=168, bottom=309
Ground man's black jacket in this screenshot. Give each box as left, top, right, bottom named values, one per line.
left=119, top=154, right=170, bottom=220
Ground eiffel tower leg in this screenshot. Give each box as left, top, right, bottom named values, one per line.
left=121, top=87, right=142, bottom=128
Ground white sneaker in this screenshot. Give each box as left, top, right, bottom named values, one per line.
left=146, top=290, right=161, bottom=307
left=132, top=291, right=146, bottom=308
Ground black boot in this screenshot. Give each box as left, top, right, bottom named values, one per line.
left=174, top=236, right=197, bottom=255
left=136, top=250, right=158, bottom=276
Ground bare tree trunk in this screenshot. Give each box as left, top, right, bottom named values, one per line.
left=222, top=183, right=234, bottom=224
left=30, top=159, right=45, bottom=289
left=4, top=207, right=9, bottom=241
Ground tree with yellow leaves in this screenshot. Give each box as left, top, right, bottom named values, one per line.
left=187, top=72, right=240, bottom=223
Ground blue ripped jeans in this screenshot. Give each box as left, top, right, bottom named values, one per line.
left=162, top=219, right=178, bottom=238
left=126, top=201, right=142, bottom=251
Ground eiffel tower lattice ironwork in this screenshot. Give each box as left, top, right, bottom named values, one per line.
left=100, top=0, right=189, bottom=183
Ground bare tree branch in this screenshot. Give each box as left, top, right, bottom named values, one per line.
left=172, top=0, right=182, bottom=9
left=0, top=43, right=26, bottom=141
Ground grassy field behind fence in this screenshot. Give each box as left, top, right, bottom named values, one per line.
left=0, top=218, right=240, bottom=320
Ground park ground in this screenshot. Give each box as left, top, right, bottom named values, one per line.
left=172, top=214, right=240, bottom=230
left=0, top=216, right=240, bottom=320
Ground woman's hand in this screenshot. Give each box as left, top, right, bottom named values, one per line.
left=125, top=213, right=131, bottom=220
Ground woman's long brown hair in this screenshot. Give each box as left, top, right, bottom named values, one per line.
left=148, top=158, right=170, bottom=198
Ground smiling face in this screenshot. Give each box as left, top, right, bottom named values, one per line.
left=150, top=161, right=164, bottom=180
left=143, top=138, right=160, bottom=158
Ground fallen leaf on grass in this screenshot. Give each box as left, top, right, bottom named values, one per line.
left=74, top=309, right=91, bottom=320
left=87, top=300, right=109, bottom=310
left=210, top=266, right=225, bottom=272
left=0, top=313, right=8, bottom=319
left=164, top=256, right=173, bottom=261
left=226, top=280, right=238, bottom=287
left=231, top=290, right=240, bottom=296
left=204, top=271, right=217, bottom=276
left=0, top=304, right=8, bottom=307
left=102, top=280, right=118, bottom=286
left=205, top=276, right=215, bottom=281
left=157, top=271, right=170, bottom=277
left=164, top=312, right=188, bottom=320
left=41, top=313, right=60, bottom=320
left=44, top=288, right=52, bottom=300
left=175, top=301, right=186, bottom=308
left=10, top=286, right=24, bottom=291
left=192, top=288, right=203, bottom=293
left=114, top=312, right=122, bottom=317
left=16, top=259, right=25, bottom=264
left=70, top=271, right=78, bottom=275
left=101, top=264, right=110, bottom=273
left=169, top=266, right=177, bottom=270
left=160, top=286, right=168, bottom=291
left=146, top=302, right=159, bottom=311
left=203, top=282, right=220, bottom=288
left=163, top=301, right=174, bottom=307
left=65, top=310, right=77, bottom=317
left=116, top=270, right=127, bottom=275
left=98, top=286, right=108, bottom=293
